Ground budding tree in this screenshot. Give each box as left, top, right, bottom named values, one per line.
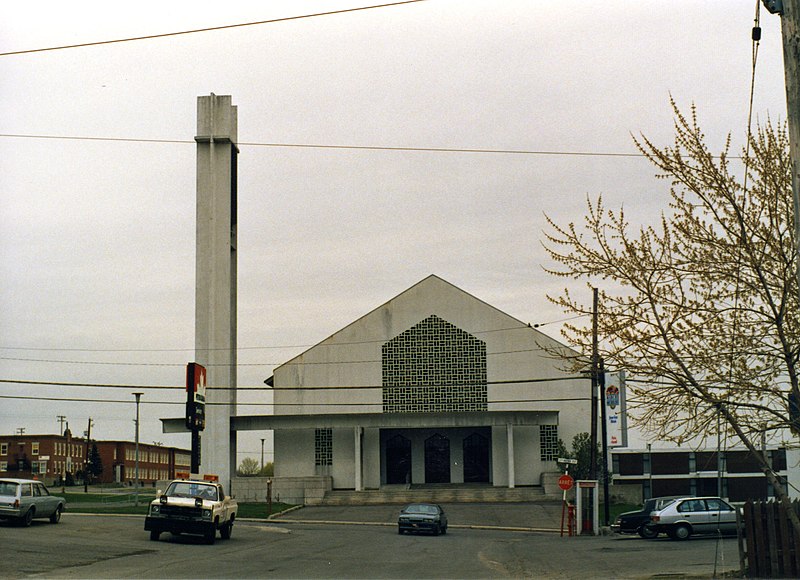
left=543, top=101, right=800, bottom=531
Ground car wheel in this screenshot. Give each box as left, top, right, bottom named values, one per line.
left=221, top=521, right=233, bottom=540
left=433, top=524, right=440, bottom=536
left=441, top=525, right=447, bottom=535
left=149, top=530, right=160, bottom=541
left=669, top=524, right=691, bottom=541
left=21, top=509, right=34, bottom=527
left=49, top=506, right=62, bottom=524
left=398, top=527, right=404, bottom=534
left=638, top=524, right=657, bottom=539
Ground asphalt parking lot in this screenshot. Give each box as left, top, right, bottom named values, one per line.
left=271, top=501, right=567, bottom=532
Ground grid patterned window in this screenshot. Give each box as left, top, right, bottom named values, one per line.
left=382, top=315, right=487, bottom=413
left=315, top=428, right=333, bottom=466
left=540, top=425, right=559, bottom=461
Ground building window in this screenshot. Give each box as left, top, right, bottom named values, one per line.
left=0, top=443, right=7, bottom=456
left=0, top=461, right=6, bottom=471
left=540, top=425, right=559, bottom=461
left=32, top=442, right=39, bottom=455
left=315, top=428, right=333, bottom=466
left=382, top=315, right=487, bottom=413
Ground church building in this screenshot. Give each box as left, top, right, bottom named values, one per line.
left=265, top=275, right=590, bottom=498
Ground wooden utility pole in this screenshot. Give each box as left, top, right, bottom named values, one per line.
left=768, top=0, right=800, bottom=290
left=589, top=288, right=599, bottom=480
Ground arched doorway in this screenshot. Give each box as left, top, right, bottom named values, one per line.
left=463, top=430, right=490, bottom=483
left=425, top=433, right=450, bottom=483
left=386, top=434, right=412, bottom=484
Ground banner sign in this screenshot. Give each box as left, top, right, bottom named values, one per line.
left=604, top=370, right=627, bottom=447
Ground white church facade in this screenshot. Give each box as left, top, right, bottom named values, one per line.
left=264, top=275, right=590, bottom=498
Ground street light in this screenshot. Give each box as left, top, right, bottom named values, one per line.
left=261, top=438, right=265, bottom=472
left=133, top=392, right=143, bottom=506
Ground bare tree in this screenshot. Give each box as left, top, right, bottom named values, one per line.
left=543, top=100, right=800, bottom=532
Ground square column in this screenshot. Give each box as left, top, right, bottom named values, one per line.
left=507, top=423, right=515, bottom=489
left=195, top=94, right=238, bottom=489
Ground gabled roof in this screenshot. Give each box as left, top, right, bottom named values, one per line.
left=268, top=274, right=571, bottom=378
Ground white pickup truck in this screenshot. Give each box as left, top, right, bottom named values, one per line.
left=144, top=479, right=237, bottom=544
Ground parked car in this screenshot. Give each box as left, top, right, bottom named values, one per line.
left=612, top=496, right=686, bottom=538
left=0, top=478, right=66, bottom=526
left=650, top=496, right=738, bottom=540
left=398, top=503, right=448, bottom=535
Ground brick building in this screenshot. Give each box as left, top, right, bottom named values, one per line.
left=0, top=431, right=190, bottom=486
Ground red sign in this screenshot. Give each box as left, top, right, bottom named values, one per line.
left=558, top=474, right=574, bottom=491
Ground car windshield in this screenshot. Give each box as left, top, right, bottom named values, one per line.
left=0, top=481, right=17, bottom=496
left=405, top=504, right=438, bottom=515
left=166, top=482, right=218, bottom=500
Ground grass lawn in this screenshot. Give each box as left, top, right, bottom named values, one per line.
left=62, top=492, right=295, bottom=519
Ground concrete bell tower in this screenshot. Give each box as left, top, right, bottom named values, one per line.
left=195, top=94, right=238, bottom=488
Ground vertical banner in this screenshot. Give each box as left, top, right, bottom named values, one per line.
left=604, top=370, right=627, bottom=447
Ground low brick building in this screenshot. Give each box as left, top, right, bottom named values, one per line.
left=0, top=431, right=190, bottom=486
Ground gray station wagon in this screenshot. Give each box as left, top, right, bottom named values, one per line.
left=0, top=478, right=66, bottom=526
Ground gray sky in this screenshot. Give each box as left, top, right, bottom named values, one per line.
left=0, top=1, right=789, bottom=462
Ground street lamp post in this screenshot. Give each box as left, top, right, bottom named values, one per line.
left=133, top=392, right=143, bottom=507
left=260, top=438, right=265, bottom=472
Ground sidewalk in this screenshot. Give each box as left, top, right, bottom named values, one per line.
left=270, top=501, right=566, bottom=532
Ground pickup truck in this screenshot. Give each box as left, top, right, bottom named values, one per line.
left=144, top=479, right=237, bottom=544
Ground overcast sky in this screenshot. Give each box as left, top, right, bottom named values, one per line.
left=0, top=1, right=790, bottom=462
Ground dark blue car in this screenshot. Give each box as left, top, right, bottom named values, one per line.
left=398, top=503, right=448, bottom=535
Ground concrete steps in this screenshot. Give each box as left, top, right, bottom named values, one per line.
left=321, top=484, right=550, bottom=505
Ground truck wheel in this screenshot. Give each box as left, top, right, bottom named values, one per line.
left=221, top=521, right=233, bottom=540
left=149, top=530, right=160, bottom=541
left=205, top=529, right=216, bottom=544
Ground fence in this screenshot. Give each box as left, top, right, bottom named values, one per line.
left=741, top=500, right=800, bottom=577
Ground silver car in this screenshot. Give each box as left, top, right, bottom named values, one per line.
left=649, top=496, right=738, bottom=540
left=0, top=478, right=66, bottom=526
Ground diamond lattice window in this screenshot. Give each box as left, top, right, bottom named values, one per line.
left=539, top=425, right=559, bottom=461
left=382, top=315, right=487, bottom=413
left=315, top=428, right=332, bottom=466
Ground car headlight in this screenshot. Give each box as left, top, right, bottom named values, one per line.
left=203, top=509, right=212, bottom=519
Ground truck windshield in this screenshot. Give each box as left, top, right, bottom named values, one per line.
left=166, top=482, right=218, bottom=500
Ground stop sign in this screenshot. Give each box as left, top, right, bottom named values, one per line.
left=558, top=474, right=574, bottom=491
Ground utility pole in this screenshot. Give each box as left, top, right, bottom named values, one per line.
left=83, top=418, right=92, bottom=493
left=763, top=0, right=800, bottom=290
left=589, top=288, right=599, bottom=481
left=599, top=359, right=610, bottom=526
left=133, top=392, right=143, bottom=506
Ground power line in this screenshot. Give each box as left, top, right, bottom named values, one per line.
left=0, top=132, right=648, bottom=158
left=0, top=322, right=571, bottom=354
left=0, top=344, right=553, bottom=367
left=0, top=394, right=589, bottom=405
left=0, top=375, right=587, bottom=391
left=0, top=1, right=428, bottom=57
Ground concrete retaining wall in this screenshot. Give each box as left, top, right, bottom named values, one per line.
left=232, top=476, right=332, bottom=505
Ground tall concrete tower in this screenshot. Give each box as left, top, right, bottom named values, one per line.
left=195, top=94, right=238, bottom=488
